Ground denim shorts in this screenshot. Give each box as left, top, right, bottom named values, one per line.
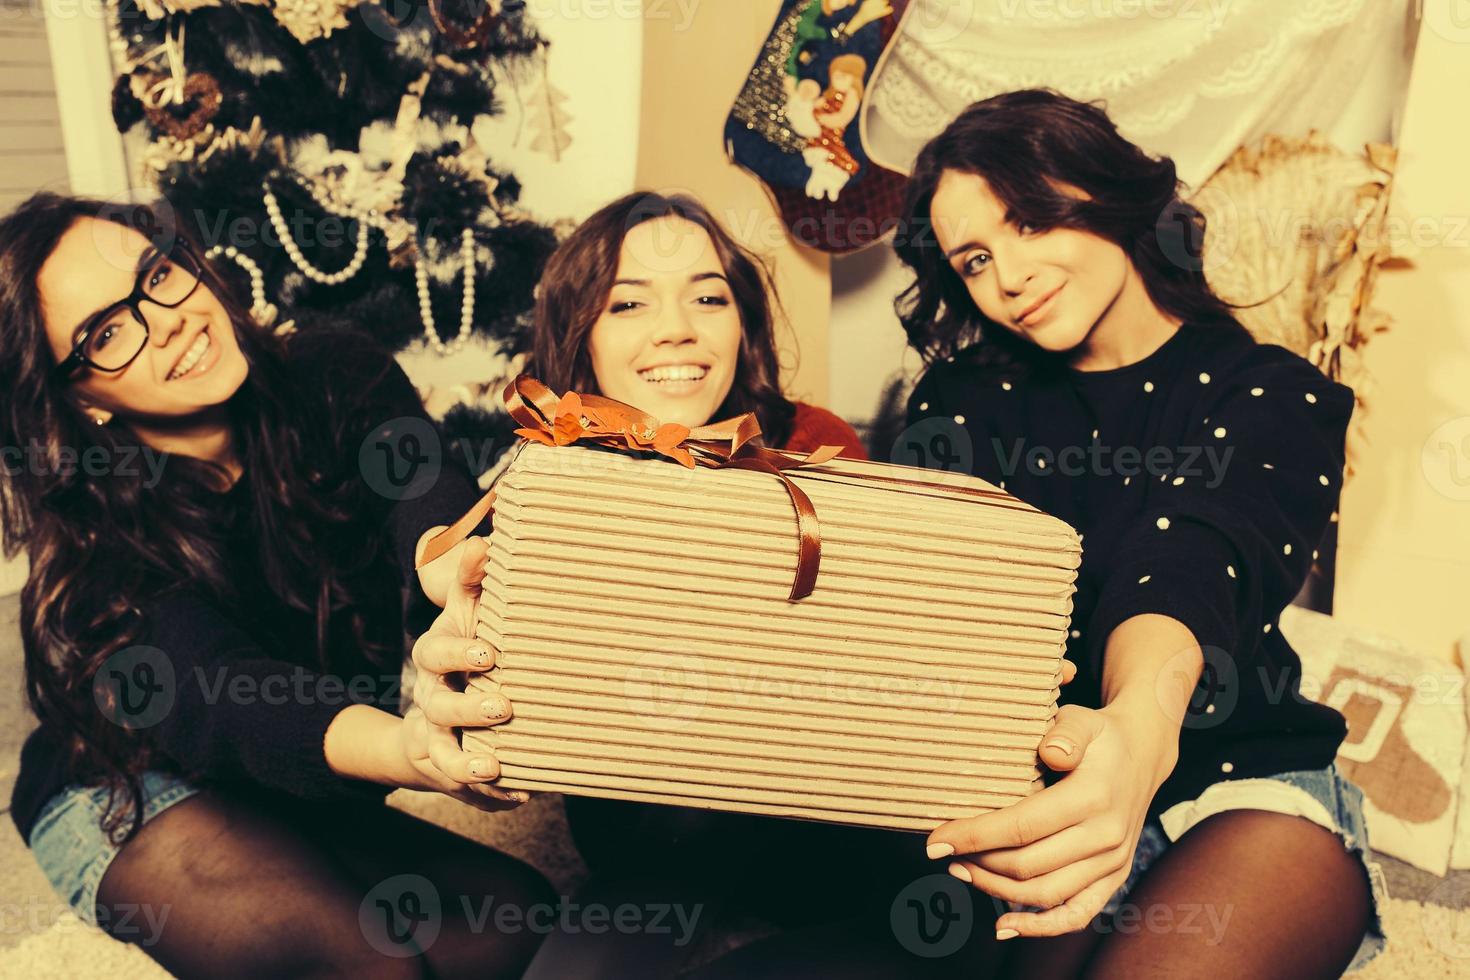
left=28, top=770, right=201, bottom=929
left=1014, top=762, right=1388, bottom=972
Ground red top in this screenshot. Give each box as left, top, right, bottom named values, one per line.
left=784, top=402, right=867, bottom=460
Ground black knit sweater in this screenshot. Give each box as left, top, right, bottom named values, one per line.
left=906, top=318, right=1352, bottom=816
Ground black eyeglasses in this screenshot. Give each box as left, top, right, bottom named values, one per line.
left=52, top=242, right=204, bottom=382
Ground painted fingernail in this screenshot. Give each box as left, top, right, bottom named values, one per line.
left=467, top=645, right=492, bottom=669
left=1045, top=737, right=1076, bottom=757
left=482, top=697, right=510, bottom=719
left=996, top=928, right=1020, bottom=941
left=926, top=842, right=955, bottom=859
left=947, top=862, right=972, bottom=883
left=469, top=757, right=493, bottom=778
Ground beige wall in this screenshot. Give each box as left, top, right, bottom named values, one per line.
left=637, top=1, right=831, bottom=406
left=1336, top=11, right=1470, bottom=666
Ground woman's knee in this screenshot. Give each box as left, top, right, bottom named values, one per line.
left=94, top=792, right=432, bottom=978
left=1084, top=809, right=1371, bottom=980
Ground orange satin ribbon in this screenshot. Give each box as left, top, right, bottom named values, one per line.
left=416, top=376, right=845, bottom=601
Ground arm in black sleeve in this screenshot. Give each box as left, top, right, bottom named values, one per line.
left=308, top=331, right=494, bottom=635
left=139, top=590, right=391, bottom=802
left=1081, top=348, right=1353, bottom=680
left=329, top=338, right=492, bottom=577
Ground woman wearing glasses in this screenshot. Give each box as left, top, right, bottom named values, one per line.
left=0, top=194, right=555, bottom=979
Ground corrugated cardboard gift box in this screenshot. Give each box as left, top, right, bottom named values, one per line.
left=422, top=379, right=1081, bottom=832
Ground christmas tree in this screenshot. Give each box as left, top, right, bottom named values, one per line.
left=106, top=0, right=562, bottom=467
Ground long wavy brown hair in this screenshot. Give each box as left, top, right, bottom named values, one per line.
left=0, top=193, right=400, bottom=842
left=894, top=89, right=1236, bottom=377
left=527, top=192, right=797, bottom=447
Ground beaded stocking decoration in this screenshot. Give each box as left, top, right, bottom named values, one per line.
left=724, top=0, right=909, bottom=254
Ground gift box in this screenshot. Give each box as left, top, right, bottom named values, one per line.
left=429, top=380, right=1081, bottom=833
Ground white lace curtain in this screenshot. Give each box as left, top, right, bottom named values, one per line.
left=861, top=0, right=1411, bottom=189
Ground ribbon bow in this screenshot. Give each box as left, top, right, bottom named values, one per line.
left=416, top=376, right=845, bottom=600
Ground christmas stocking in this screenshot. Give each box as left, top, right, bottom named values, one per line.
left=725, top=0, right=909, bottom=254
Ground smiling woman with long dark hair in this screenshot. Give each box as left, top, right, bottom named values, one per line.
left=888, top=90, right=1387, bottom=978
left=526, top=191, right=802, bottom=445
left=0, top=193, right=554, bottom=978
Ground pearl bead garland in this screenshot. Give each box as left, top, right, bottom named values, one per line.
left=260, top=171, right=479, bottom=355
left=261, top=175, right=370, bottom=286
left=205, top=244, right=277, bottom=326
left=417, top=227, right=477, bottom=355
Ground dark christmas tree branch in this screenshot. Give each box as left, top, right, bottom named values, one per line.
left=108, top=0, right=556, bottom=363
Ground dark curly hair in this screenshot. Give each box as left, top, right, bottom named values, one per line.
left=893, top=89, right=1234, bottom=376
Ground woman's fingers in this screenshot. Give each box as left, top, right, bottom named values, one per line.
left=448, top=786, right=530, bottom=813
left=1037, top=703, right=1105, bottom=774
left=1058, top=658, right=1077, bottom=686
left=415, top=527, right=461, bottom=609
left=454, top=534, right=489, bottom=586
left=423, top=684, right=513, bottom=728
left=425, top=720, right=499, bottom=783
left=969, top=825, right=1119, bottom=883
left=470, top=782, right=530, bottom=805
left=443, top=536, right=490, bottom=623
left=927, top=781, right=1082, bottom=857
left=993, top=872, right=1124, bottom=938
left=414, top=632, right=495, bottom=675
left=952, top=846, right=1128, bottom=912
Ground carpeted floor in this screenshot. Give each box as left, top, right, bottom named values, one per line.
left=2, top=590, right=1467, bottom=978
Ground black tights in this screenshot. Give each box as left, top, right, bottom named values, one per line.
left=525, top=796, right=1008, bottom=980
left=105, top=796, right=1370, bottom=979
left=93, top=790, right=556, bottom=979
left=686, top=809, right=1375, bottom=980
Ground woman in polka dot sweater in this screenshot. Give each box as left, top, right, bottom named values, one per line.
left=891, top=90, right=1388, bottom=977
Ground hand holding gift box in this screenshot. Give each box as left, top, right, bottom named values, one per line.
left=418, top=377, right=1082, bottom=832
